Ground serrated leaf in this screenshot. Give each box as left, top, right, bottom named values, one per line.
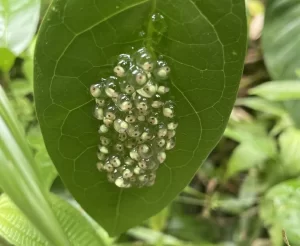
left=0, top=0, right=40, bottom=55
left=0, top=193, right=107, bottom=246
left=34, top=0, right=247, bottom=235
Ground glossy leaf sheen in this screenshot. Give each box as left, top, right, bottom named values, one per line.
left=0, top=0, right=40, bottom=55
left=34, top=0, right=247, bottom=235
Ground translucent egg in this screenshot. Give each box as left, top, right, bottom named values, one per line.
left=107, top=173, right=115, bottom=183
left=98, top=124, right=109, bottom=135
left=115, top=177, right=130, bottom=188
left=127, top=66, right=148, bottom=89
left=157, top=123, right=168, bottom=138
left=138, top=174, right=149, bottom=183
left=124, top=156, right=135, bottom=166
left=143, top=157, right=160, bottom=171
left=119, top=80, right=135, bottom=94
left=94, top=106, right=104, bottom=120
left=130, top=148, right=141, bottom=161
left=141, top=126, right=155, bottom=141
left=103, top=117, right=113, bottom=127
left=104, top=162, right=114, bottom=172
left=157, top=85, right=170, bottom=95
left=138, top=160, right=148, bottom=170
left=146, top=179, right=155, bottom=187
left=133, top=48, right=155, bottom=72
left=113, top=119, right=128, bottom=133
left=147, top=113, right=160, bottom=125
left=134, top=94, right=150, bottom=111
left=95, top=98, right=106, bottom=107
left=116, top=94, right=133, bottom=112
left=113, top=54, right=132, bottom=77
left=155, top=61, right=171, bottom=80
left=100, top=136, right=111, bottom=146
left=151, top=94, right=164, bottom=108
left=109, top=155, right=121, bottom=167
left=167, top=118, right=179, bottom=130
left=125, top=114, right=136, bottom=124
left=105, top=76, right=119, bottom=98
left=148, top=173, right=156, bottom=181
left=123, top=169, right=133, bottom=179
left=90, top=82, right=107, bottom=98
left=137, top=80, right=157, bottom=98
left=167, top=130, right=176, bottom=139
left=97, top=152, right=106, bottom=161
left=98, top=145, right=109, bottom=154
left=166, top=138, right=176, bottom=150
left=133, top=166, right=143, bottom=175
left=137, top=144, right=153, bottom=159
left=154, top=138, right=166, bottom=149
left=114, top=142, right=124, bottom=152
left=118, top=132, right=127, bottom=142
left=163, top=101, right=176, bottom=118
left=157, top=151, right=166, bottom=164
left=104, top=104, right=118, bottom=121
left=124, top=138, right=136, bottom=149
left=96, top=162, right=104, bottom=171
left=127, top=124, right=143, bottom=138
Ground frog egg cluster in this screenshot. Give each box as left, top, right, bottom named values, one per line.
left=90, top=47, right=178, bottom=188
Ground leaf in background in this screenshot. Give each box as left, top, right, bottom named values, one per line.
left=225, top=136, right=276, bottom=179
left=27, top=126, right=58, bottom=189
left=263, top=0, right=300, bottom=126
left=148, top=207, right=169, bottom=231
left=263, top=0, right=300, bottom=80
left=235, top=97, right=287, bottom=117
left=278, top=127, right=300, bottom=176
left=0, top=193, right=107, bottom=246
left=0, top=48, right=15, bottom=72
left=34, top=0, right=247, bottom=235
left=0, top=87, right=69, bottom=245
left=260, top=179, right=300, bottom=246
left=0, top=0, right=40, bottom=55
left=249, top=81, right=300, bottom=101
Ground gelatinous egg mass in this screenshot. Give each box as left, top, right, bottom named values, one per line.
left=90, top=47, right=177, bottom=188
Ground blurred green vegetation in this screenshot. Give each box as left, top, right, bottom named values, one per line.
left=1, top=0, right=300, bottom=245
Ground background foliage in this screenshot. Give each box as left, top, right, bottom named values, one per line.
left=0, top=0, right=299, bottom=245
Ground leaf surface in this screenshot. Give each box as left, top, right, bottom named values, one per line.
left=263, top=0, right=300, bottom=126
left=0, top=194, right=107, bottom=246
left=0, top=0, right=40, bottom=55
left=34, top=0, right=247, bottom=235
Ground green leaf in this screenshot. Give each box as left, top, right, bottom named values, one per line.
left=34, top=0, right=247, bottom=235
left=148, top=207, right=169, bottom=231
left=249, top=81, right=300, bottom=101
left=235, top=97, right=287, bottom=117
left=0, top=0, right=40, bottom=55
left=0, top=87, right=69, bottom=245
left=263, top=0, right=300, bottom=127
left=0, top=48, right=15, bottom=72
left=260, top=179, right=300, bottom=245
left=0, top=193, right=107, bottom=246
left=263, top=0, right=300, bottom=80
left=225, top=141, right=274, bottom=179
left=278, top=127, right=300, bottom=176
